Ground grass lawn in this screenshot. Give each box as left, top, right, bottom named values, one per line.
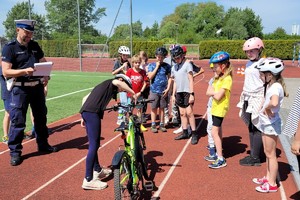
left=0, top=71, right=113, bottom=140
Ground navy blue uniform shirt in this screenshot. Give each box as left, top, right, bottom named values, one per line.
left=2, top=39, right=44, bottom=81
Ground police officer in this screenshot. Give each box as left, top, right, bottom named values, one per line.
left=1, top=19, right=57, bottom=166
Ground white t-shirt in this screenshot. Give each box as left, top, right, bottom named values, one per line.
left=243, top=60, right=264, bottom=95
left=259, top=82, right=284, bottom=125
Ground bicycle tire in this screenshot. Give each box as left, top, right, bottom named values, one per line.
left=135, top=133, right=149, bottom=180
left=114, top=153, right=132, bottom=200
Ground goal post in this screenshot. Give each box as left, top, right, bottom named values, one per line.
left=80, top=44, right=109, bottom=58
left=164, top=44, right=200, bottom=60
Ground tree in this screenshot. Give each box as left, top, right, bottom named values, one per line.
left=45, top=0, right=106, bottom=37
left=222, top=11, right=248, bottom=39
left=111, top=21, right=144, bottom=40
left=2, top=2, right=47, bottom=40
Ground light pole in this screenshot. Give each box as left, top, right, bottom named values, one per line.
left=77, top=0, right=82, bottom=72
left=175, top=24, right=179, bottom=44
left=28, top=0, right=31, bottom=19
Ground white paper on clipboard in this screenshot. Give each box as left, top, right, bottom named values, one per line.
left=33, top=62, right=53, bottom=76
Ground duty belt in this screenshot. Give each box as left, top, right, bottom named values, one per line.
left=14, top=78, right=44, bottom=87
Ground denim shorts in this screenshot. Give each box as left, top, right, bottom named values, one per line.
left=261, top=119, right=282, bottom=136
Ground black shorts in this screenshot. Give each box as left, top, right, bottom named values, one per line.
left=175, top=92, right=193, bottom=108
left=212, top=115, right=224, bottom=127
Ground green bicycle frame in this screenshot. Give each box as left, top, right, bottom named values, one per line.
left=125, top=115, right=139, bottom=185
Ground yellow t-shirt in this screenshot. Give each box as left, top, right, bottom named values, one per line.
left=211, top=75, right=232, bottom=117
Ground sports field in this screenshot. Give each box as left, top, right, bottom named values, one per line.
left=0, top=58, right=300, bottom=199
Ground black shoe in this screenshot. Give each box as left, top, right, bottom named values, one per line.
left=175, top=133, right=189, bottom=140
left=239, top=156, right=261, bottom=166
left=191, top=134, right=198, bottom=145
left=38, top=145, right=58, bottom=153
left=10, top=155, right=22, bottom=166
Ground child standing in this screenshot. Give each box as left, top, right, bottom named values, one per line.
left=126, top=54, right=147, bottom=118
left=171, top=46, right=198, bottom=145
left=204, top=75, right=217, bottom=161
left=238, top=37, right=265, bottom=166
left=206, top=51, right=233, bottom=169
left=147, top=47, right=172, bottom=133
left=112, top=46, right=131, bottom=125
left=253, top=58, right=288, bottom=193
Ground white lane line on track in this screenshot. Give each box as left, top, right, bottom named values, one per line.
left=0, top=88, right=93, bottom=113
left=0, top=119, right=81, bottom=155
left=21, top=132, right=121, bottom=200
left=278, top=174, right=287, bottom=200
left=152, top=112, right=207, bottom=198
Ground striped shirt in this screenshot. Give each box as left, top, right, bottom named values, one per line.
left=283, top=87, right=300, bottom=138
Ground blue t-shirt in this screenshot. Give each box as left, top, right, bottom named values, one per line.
left=147, top=62, right=171, bottom=94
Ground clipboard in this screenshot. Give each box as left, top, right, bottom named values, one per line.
left=33, top=62, right=53, bottom=76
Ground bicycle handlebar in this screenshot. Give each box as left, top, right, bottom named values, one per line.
left=104, top=99, right=154, bottom=112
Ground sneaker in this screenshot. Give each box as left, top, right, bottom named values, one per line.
left=252, top=176, right=268, bottom=185
left=164, top=116, right=169, bottom=125
left=94, top=168, right=112, bottom=180
left=171, top=117, right=180, bottom=126
left=151, top=125, right=158, bottom=133
left=173, top=126, right=183, bottom=134
left=204, top=154, right=217, bottom=162
left=82, top=178, right=108, bottom=190
left=255, top=182, right=278, bottom=193
left=159, top=125, right=167, bottom=132
left=239, top=156, right=261, bottom=166
left=2, top=136, right=8, bottom=144
left=191, top=134, right=198, bottom=145
left=208, top=158, right=227, bottom=169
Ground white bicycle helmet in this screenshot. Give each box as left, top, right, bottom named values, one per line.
left=257, top=57, right=284, bottom=75
left=115, top=74, right=132, bottom=88
left=118, top=46, right=131, bottom=55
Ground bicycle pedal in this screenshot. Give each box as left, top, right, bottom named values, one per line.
left=144, top=181, right=153, bottom=191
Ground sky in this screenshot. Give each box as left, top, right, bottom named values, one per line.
left=0, top=0, right=299, bottom=37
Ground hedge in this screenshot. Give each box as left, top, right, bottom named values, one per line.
left=38, top=39, right=300, bottom=60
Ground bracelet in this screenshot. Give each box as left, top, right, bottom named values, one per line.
left=190, top=92, right=194, bottom=96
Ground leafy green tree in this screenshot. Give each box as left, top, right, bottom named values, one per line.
left=111, top=21, right=143, bottom=40
left=45, top=0, right=106, bottom=37
left=264, top=27, right=290, bottom=39
left=2, top=2, right=47, bottom=40
left=222, top=11, right=248, bottom=39
left=222, top=7, right=263, bottom=39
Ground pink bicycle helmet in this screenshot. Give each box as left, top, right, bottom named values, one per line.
left=243, top=37, right=264, bottom=51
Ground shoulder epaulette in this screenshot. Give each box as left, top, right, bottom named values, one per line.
left=6, top=40, right=16, bottom=46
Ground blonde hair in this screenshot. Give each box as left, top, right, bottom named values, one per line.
left=139, top=51, right=148, bottom=62
left=131, top=54, right=141, bottom=65
left=275, top=74, right=289, bottom=97
left=216, top=60, right=233, bottom=80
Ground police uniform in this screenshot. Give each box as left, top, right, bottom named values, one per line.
left=1, top=19, right=57, bottom=166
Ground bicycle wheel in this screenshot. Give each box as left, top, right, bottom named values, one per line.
left=114, top=153, right=132, bottom=200
left=135, top=134, right=149, bottom=180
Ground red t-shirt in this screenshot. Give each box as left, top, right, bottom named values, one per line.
left=126, top=68, right=147, bottom=97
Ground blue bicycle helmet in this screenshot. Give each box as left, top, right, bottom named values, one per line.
left=209, top=51, right=230, bottom=64
left=155, top=47, right=168, bottom=57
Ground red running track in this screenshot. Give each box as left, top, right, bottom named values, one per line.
left=0, top=61, right=299, bottom=199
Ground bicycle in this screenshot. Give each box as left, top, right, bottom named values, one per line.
left=104, top=99, right=154, bottom=200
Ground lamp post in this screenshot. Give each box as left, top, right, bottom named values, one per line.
left=28, top=0, right=31, bottom=19
left=77, top=0, right=82, bottom=72
left=175, top=24, right=179, bottom=44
